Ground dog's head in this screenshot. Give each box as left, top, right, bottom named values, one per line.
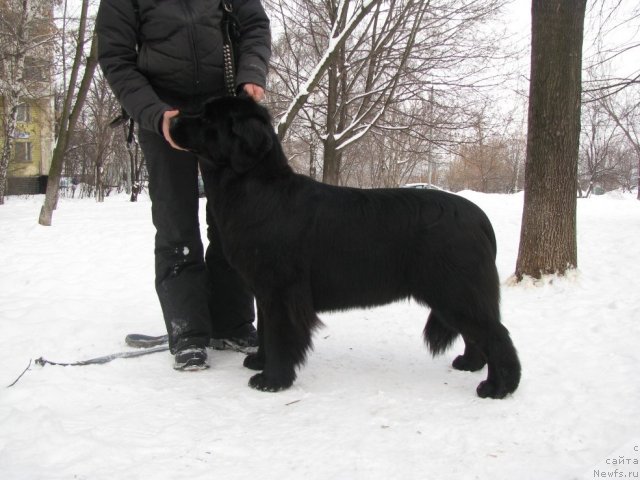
left=170, top=96, right=274, bottom=173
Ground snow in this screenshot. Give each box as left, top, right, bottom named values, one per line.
left=1, top=191, right=639, bottom=480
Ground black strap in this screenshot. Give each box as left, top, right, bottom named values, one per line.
left=222, top=0, right=238, bottom=96
left=108, top=0, right=139, bottom=145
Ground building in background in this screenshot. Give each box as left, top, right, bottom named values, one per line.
left=1, top=1, right=56, bottom=196
left=2, top=96, right=55, bottom=195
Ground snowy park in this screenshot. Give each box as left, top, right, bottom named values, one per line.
left=1, top=191, right=638, bottom=479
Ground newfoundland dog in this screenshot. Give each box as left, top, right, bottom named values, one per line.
left=170, top=96, right=521, bottom=399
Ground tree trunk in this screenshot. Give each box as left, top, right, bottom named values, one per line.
left=128, top=141, right=138, bottom=201
left=308, top=139, right=317, bottom=180
left=132, top=147, right=144, bottom=202
left=95, top=142, right=107, bottom=202
left=39, top=12, right=97, bottom=225
left=322, top=46, right=342, bottom=185
left=322, top=137, right=342, bottom=185
left=96, top=163, right=104, bottom=202
left=0, top=0, right=32, bottom=205
left=0, top=104, right=20, bottom=205
left=515, top=0, right=586, bottom=280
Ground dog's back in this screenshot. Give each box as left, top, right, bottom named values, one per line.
left=298, top=181, right=498, bottom=313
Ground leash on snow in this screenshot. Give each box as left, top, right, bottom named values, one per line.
left=6, top=346, right=169, bottom=388
left=7, top=359, right=32, bottom=388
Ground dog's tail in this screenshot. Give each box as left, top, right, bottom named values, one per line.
left=424, top=311, right=459, bottom=356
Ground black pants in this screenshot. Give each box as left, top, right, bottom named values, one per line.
left=139, top=128, right=255, bottom=353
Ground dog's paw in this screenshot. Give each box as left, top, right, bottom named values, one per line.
left=248, top=373, right=292, bottom=392
left=476, top=380, right=510, bottom=399
left=452, top=354, right=486, bottom=372
left=243, top=353, right=265, bottom=371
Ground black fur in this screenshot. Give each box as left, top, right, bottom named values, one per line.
left=170, top=97, right=521, bottom=399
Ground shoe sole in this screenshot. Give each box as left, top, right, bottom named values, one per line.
left=174, top=355, right=210, bottom=371
left=174, top=362, right=210, bottom=371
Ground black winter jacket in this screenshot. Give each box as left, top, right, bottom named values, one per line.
left=96, top=0, right=271, bottom=134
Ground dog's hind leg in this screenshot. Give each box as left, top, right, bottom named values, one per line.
left=423, top=310, right=459, bottom=356
left=424, top=310, right=487, bottom=372
left=451, top=335, right=487, bottom=372
left=248, top=290, right=320, bottom=392
left=470, top=322, right=520, bottom=399
left=443, top=307, right=520, bottom=399
left=423, top=264, right=520, bottom=398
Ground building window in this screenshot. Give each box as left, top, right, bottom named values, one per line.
left=14, top=142, right=32, bottom=163
left=16, top=104, right=30, bottom=122
left=24, top=56, right=50, bottom=83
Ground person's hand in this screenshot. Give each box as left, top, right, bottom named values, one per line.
left=161, top=110, right=186, bottom=150
left=243, top=83, right=265, bottom=102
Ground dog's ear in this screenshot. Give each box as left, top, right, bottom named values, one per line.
left=229, top=115, right=274, bottom=173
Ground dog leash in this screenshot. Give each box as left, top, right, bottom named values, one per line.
left=6, top=347, right=170, bottom=387
left=222, top=0, right=238, bottom=96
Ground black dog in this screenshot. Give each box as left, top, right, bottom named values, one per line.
left=170, top=97, right=521, bottom=399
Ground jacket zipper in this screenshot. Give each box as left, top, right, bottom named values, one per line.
left=181, top=0, right=201, bottom=96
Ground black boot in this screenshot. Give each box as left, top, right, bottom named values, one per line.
left=173, top=346, right=209, bottom=371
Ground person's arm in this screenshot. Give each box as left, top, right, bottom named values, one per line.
left=96, top=0, right=171, bottom=134
left=234, top=0, right=272, bottom=92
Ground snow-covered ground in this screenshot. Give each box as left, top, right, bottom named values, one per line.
left=0, top=191, right=638, bottom=480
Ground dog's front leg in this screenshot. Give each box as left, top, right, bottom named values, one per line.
left=247, top=294, right=316, bottom=392
left=244, top=306, right=266, bottom=371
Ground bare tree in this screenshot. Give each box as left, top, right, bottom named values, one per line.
left=579, top=3, right=639, bottom=197
left=583, top=1, right=640, bottom=100
left=271, top=0, right=382, bottom=142
left=515, top=0, right=586, bottom=280
left=123, top=128, right=144, bottom=202
left=598, top=88, right=640, bottom=199
left=266, top=0, right=507, bottom=185
left=447, top=141, right=515, bottom=193
left=0, top=0, right=56, bottom=204
left=81, top=70, right=121, bottom=202
left=578, top=100, right=627, bottom=196
left=39, top=0, right=96, bottom=225
left=60, top=77, right=145, bottom=201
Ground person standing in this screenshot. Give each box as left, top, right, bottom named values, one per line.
left=96, top=0, right=271, bottom=370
